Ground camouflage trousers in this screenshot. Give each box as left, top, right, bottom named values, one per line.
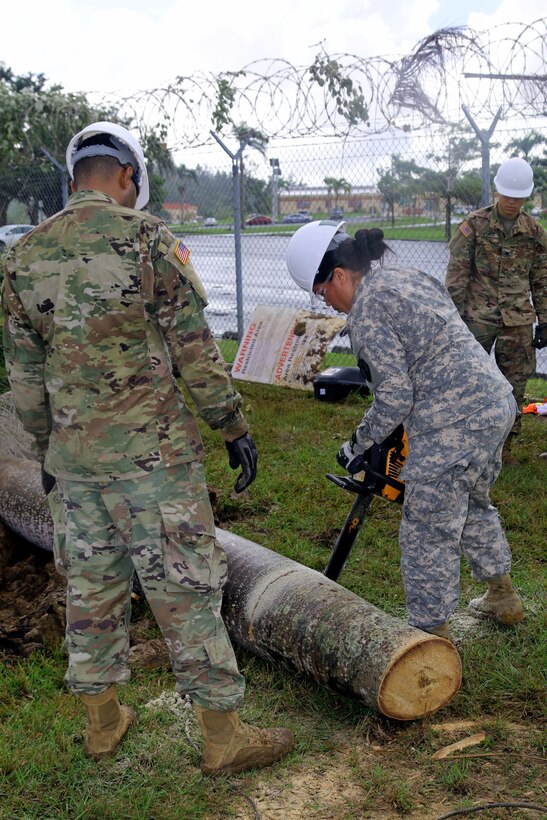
left=400, top=393, right=516, bottom=630
left=465, top=320, right=535, bottom=435
left=48, top=461, right=245, bottom=710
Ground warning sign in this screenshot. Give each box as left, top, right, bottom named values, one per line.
left=231, top=305, right=345, bottom=390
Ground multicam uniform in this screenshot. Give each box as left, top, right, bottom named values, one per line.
left=345, top=266, right=517, bottom=630
left=446, top=205, right=547, bottom=432
left=2, top=190, right=247, bottom=708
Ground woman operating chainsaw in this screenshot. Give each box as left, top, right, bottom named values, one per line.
left=286, top=221, right=524, bottom=639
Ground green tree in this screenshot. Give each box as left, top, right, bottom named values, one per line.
left=377, top=156, right=430, bottom=225
left=426, top=127, right=482, bottom=204
left=0, top=64, right=174, bottom=222
left=232, top=123, right=269, bottom=226
left=423, top=128, right=484, bottom=236
left=176, top=164, right=199, bottom=220
left=323, top=177, right=352, bottom=210
left=139, top=124, right=176, bottom=216
left=505, top=130, right=546, bottom=161
left=504, top=130, right=547, bottom=207
left=0, top=63, right=117, bottom=224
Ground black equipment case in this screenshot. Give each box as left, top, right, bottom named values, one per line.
left=313, top=366, right=369, bottom=402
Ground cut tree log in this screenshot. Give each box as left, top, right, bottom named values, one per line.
left=0, top=457, right=53, bottom=551
left=218, top=528, right=461, bottom=720
left=0, top=452, right=462, bottom=720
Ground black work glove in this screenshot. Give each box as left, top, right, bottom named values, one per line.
left=336, top=431, right=367, bottom=475
left=532, top=322, right=547, bottom=350
left=41, top=466, right=56, bottom=495
left=225, top=433, right=258, bottom=493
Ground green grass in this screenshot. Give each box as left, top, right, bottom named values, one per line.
left=168, top=212, right=547, bottom=243
left=170, top=216, right=453, bottom=242
left=0, top=320, right=546, bottom=816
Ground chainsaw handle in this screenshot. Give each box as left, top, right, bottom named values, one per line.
left=326, top=470, right=404, bottom=497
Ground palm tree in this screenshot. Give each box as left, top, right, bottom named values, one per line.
left=505, top=130, right=546, bottom=161
left=324, top=176, right=352, bottom=211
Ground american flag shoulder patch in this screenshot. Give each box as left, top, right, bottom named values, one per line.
left=459, top=221, right=472, bottom=237
left=174, top=239, right=190, bottom=265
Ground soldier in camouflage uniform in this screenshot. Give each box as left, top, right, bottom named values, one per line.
left=2, top=122, right=293, bottom=774
left=286, top=220, right=525, bottom=640
left=445, top=157, right=547, bottom=463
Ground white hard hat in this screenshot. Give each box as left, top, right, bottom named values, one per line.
left=494, top=157, right=534, bottom=199
left=66, top=121, right=150, bottom=210
left=286, top=220, right=348, bottom=296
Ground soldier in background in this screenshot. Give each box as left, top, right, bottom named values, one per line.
left=446, top=157, right=547, bottom=465
left=2, top=122, right=293, bottom=774
left=287, top=220, right=524, bottom=641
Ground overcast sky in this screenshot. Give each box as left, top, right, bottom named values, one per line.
left=2, top=0, right=545, bottom=94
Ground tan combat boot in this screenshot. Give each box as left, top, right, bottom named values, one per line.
left=194, top=704, right=294, bottom=775
left=468, top=574, right=524, bottom=624
left=80, top=685, right=137, bottom=760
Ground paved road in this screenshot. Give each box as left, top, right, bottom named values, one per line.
left=185, top=233, right=449, bottom=329
left=183, top=232, right=546, bottom=374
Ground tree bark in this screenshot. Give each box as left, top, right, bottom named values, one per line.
left=0, top=454, right=462, bottom=720
left=218, top=528, right=461, bottom=720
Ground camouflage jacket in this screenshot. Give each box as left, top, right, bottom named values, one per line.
left=345, top=266, right=513, bottom=462
left=2, top=190, right=248, bottom=481
left=445, top=204, right=547, bottom=327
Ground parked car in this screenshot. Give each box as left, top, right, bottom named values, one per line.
left=329, top=207, right=344, bottom=219
left=245, top=214, right=273, bottom=226
left=203, top=217, right=218, bottom=227
left=282, top=212, right=313, bottom=224
left=0, top=223, right=34, bottom=249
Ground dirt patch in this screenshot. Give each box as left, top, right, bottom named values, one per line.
left=0, top=525, right=66, bottom=659
left=211, top=723, right=545, bottom=819
left=1, top=523, right=545, bottom=819
left=0, top=524, right=197, bottom=666
left=0, top=488, right=236, bottom=662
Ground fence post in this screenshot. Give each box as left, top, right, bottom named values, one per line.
left=40, top=146, right=69, bottom=208
left=462, top=106, right=502, bottom=207
left=210, top=131, right=251, bottom=342
left=270, top=158, right=280, bottom=223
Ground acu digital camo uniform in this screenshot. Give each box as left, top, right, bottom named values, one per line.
left=345, top=266, right=516, bottom=630
left=446, top=205, right=547, bottom=428
left=2, top=189, right=247, bottom=708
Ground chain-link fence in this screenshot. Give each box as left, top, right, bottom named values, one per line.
left=1, top=126, right=546, bottom=374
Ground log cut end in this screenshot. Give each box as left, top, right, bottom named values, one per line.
left=377, top=636, right=462, bottom=721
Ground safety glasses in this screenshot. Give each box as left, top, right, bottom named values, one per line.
left=314, top=270, right=334, bottom=303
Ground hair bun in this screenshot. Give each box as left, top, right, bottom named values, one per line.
left=354, top=228, right=385, bottom=262
left=366, top=229, right=384, bottom=259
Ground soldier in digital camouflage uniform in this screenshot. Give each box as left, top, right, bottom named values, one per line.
left=1, top=122, right=293, bottom=774
left=286, top=220, right=525, bottom=640
left=446, top=157, right=547, bottom=464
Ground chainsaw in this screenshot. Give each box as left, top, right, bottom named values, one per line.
left=323, top=424, right=408, bottom=581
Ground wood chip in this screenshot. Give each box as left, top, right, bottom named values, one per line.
left=430, top=720, right=478, bottom=733
left=432, top=732, right=487, bottom=760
